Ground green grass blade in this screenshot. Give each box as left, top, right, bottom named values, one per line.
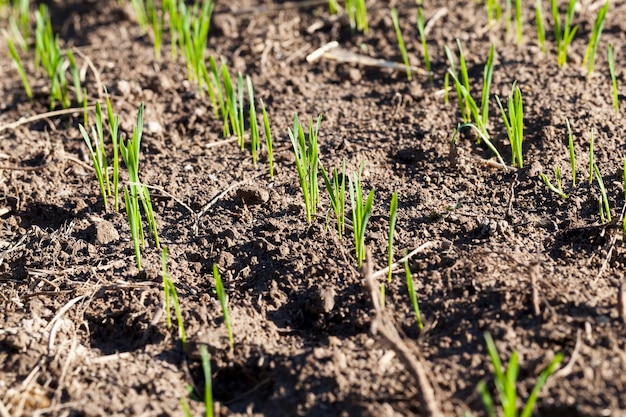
left=608, top=44, right=619, bottom=113
left=391, top=8, right=411, bottom=81
left=199, top=345, right=214, bottom=417
left=520, top=353, right=563, bottom=417
left=213, top=264, right=233, bottom=351
left=5, top=33, right=32, bottom=98
left=260, top=99, right=274, bottom=179
left=387, top=193, right=398, bottom=283
left=481, top=45, right=495, bottom=128
left=566, top=118, right=576, bottom=186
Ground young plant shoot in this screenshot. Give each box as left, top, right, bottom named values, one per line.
left=345, top=0, right=368, bottom=33
left=535, top=0, right=546, bottom=53
left=391, top=8, right=411, bottom=81
left=349, top=162, right=375, bottom=267
left=416, top=6, right=432, bottom=79
left=594, top=163, right=611, bottom=223
left=446, top=42, right=495, bottom=144
left=79, top=101, right=112, bottom=211
left=496, top=82, right=524, bottom=168
left=162, top=246, right=186, bottom=346
left=260, top=99, right=275, bottom=179
left=5, top=32, right=32, bottom=99
left=405, top=256, right=423, bottom=330
left=566, top=118, right=576, bottom=186
left=608, top=44, right=619, bottom=113
left=213, top=264, right=234, bottom=352
left=246, top=75, right=260, bottom=164
left=583, top=0, right=608, bottom=75
left=540, top=168, right=567, bottom=199
left=387, top=193, right=398, bottom=283
left=288, top=113, right=322, bottom=223
left=478, top=332, right=563, bottom=417
left=588, top=128, right=595, bottom=184
left=550, top=0, right=578, bottom=67
left=514, top=0, right=522, bottom=44
left=320, top=160, right=347, bottom=238
left=199, top=345, right=214, bottom=417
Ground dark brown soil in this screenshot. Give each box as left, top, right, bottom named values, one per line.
left=2, top=0, right=626, bottom=416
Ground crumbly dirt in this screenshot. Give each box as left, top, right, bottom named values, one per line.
left=2, top=0, right=626, bottom=416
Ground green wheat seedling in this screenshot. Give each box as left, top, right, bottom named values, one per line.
left=387, top=193, right=398, bottom=283
left=120, top=103, right=161, bottom=266
left=246, top=76, right=261, bottom=164
left=4, top=31, right=32, bottom=98
left=405, top=255, right=424, bottom=330
left=9, top=0, right=29, bottom=44
left=35, top=4, right=69, bottom=109
left=288, top=114, right=322, bottom=223
left=133, top=0, right=165, bottom=60
left=566, top=118, right=576, bottom=186
left=623, top=158, right=626, bottom=233
left=320, top=160, right=347, bottom=238
left=550, top=0, right=578, bottom=67
left=206, top=56, right=229, bottom=135
left=588, top=128, right=595, bottom=184
left=32, top=4, right=83, bottom=109
left=123, top=185, right=143, bottom=270
left=416, top=6, right=432, bottom=79
left=514, top=0, right=522, bottom=44
left=486, top=0, right=502, bottom=26
left=105, top=93, right=121, bottom=211
left=199, top=345, right=214, bottom=417
left=503, top=0, right=522, bottom=43
left=583, top=0, right=608, bottom=75
left=349, top=162, right=375, bottom=267
left=237, top=73, right=245, bottom=149
left=446, top=42, right=495, bottom=141
left=391, top=8, right=411, bottom=81
left=178, top=0, right=214, bottom=87
left=260, top=100, right=274, bottom=179
left=346, top=0, right=368, bottom=33
left=495, top=82, right=524, bottom=168
left=540, top=167, right=567, bottom=199
left=79, top=102, right=112, bottom=211
left=608, top=44, right=619, bottom=113
left=535, top=0, right=546, bottom=52
left=221, top=64, right=244, bottom=144
left=162, top=246, right=187, bottom=346
left=213, top=264, right=233, bottom=352
left=328, top=0, right=339, bottom=15
left=594, top=163, right=611, bottom=223
left=444, top=42, right=470, bottom=123
left=478, top=332, right=563, bottom=417
left=66, top=49, right=84, bottom=104
left=129, top=0, right=149, bottom=29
